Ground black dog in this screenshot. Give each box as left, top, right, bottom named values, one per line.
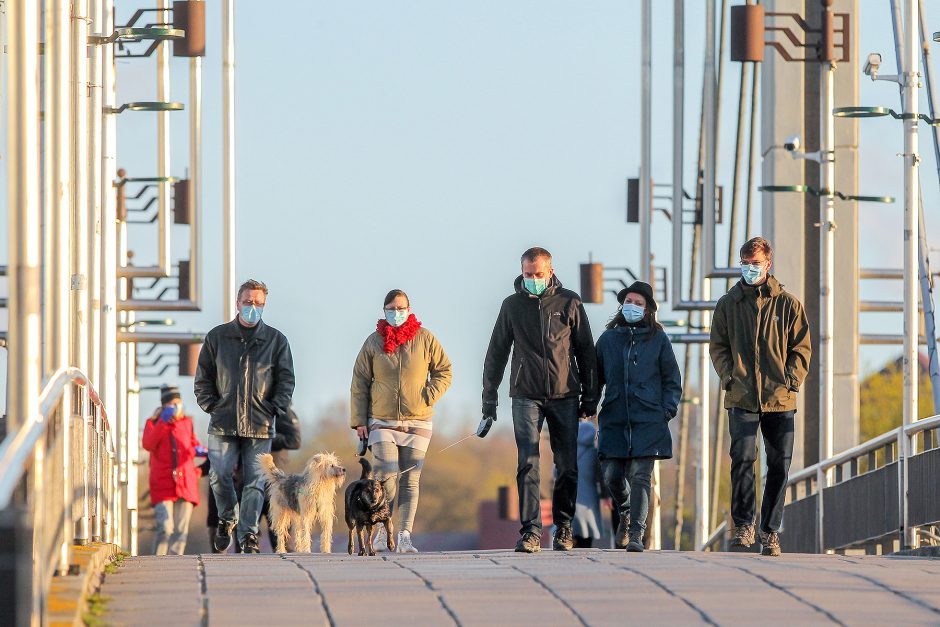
left=344, top=457, right=394, bottom=556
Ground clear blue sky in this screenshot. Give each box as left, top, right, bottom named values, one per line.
left=2, top=1, right=939, bottom=435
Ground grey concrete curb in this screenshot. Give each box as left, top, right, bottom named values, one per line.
left=47, top=542, right=120, bottom=626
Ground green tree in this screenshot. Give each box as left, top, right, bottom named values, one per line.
left=859, top=357, right=934, bottom=442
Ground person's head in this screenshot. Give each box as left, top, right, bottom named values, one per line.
left=236, top=279, right=268, bottom=327
left=607, top=281, right=662, bottom=332
left=739, top=237, right=774, bottom=286
left=520, top=247, right=554, bottom=296
left=160, top=383, right=182, bottom=414
left=383, top=289, right=411, bottom=327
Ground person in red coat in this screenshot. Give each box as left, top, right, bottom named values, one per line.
left=142, top=384, right=207, bottom=555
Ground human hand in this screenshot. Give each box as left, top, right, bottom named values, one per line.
left=356, top=426, right=369, bottom=440
left=159, top=406, right=176, bottom=423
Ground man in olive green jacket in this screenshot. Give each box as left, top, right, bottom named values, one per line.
left=710, top=237, right=811, bottom=557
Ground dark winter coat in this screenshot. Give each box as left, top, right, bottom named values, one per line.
left=142, top=414, right=202, bottom=506
left=595, top=325, right=682, bottom=460
left=709, top=276, right=812, bottom=412
left=482, top=275, right=598, bottom=406
left=194, top=318, right=295, bottom=439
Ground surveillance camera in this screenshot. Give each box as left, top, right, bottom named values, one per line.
left=864, top=52, right=882, bottom=77
left=783, top=135, right=801, bottom=152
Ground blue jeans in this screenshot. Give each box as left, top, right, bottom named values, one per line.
left=207, top=434, right=272, bottom=543
left=601, top=457, right=655, bottom=537
left=511, top=397, right=579, bottom=537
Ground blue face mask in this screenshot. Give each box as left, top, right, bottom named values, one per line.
left=741, top=264, right=764, bottom=285
left=240, top=305, right=263, bottom=325
left=523, top=277, right=548, bottom=296
left=385, top=309, right=409, bottom=327
left=622, top=303, right=645, bottom=324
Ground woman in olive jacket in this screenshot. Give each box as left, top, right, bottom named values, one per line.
left=350, top=289, right=452, bottom=553
left=595, top=281, right=681, bottom=552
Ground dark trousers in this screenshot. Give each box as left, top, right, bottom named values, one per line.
left=511, top=397, right=579, bottom=537
left=601, top=457, right=655, bottom=536
left=728, top=408, right=795, bottom=533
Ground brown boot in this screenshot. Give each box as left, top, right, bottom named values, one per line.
left=730, top=524, right=755, bottom=551
left=760, top=530, right=781, bottom=557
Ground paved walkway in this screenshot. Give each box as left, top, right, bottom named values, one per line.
left=98, top=550, right=940, bottom=626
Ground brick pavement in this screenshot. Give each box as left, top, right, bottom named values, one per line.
left=97, top=550, right=940, bottom=626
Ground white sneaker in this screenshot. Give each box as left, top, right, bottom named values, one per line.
left=374, top=526, right=388, bottom=552
left=397, top=530, right=418, bottom=553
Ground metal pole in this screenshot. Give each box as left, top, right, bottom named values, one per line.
left=101, top=0, right=118, bottom=432
left=900, top=0, right=919, bottom=550
left=155, top=0, right=172, bottom=278
left=71, top=0, right=91, bottom=546
left=915, top=0, right=940, bottom=412
left=819, top=15, right=836, bottom=471
left=696, top=0, right=716, bottom=550
left=88, top=0, right=103, bottom=393
left=47, top=0, right=74, bottom=575
left=223, top=0, right=237, bottom=318
left=640, top=0, right=652, bottom=284
left=190, top=53, right=204, bottom=311
left=745, top=61, right=760, bottom=238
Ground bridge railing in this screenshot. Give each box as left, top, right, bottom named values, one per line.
left=0, top=367, right=118, bottom=623
left=781, top=414, right=940, bottom=553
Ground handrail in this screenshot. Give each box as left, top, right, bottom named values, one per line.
left=787, top=414, right=940, bottom=487
left=0, top=367, right=112, bottom=508
left=702, top=519, right=729, bottom=551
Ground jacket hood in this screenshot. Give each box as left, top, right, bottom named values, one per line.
left=730, top=274, right=783, bottom=302
left=513, top=274, right=563, bottom=297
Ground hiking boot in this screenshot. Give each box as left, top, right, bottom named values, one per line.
left=515, top=532, right=541, bottom=553
left=626, top=531, right=644, bottom=553
left=240, top=533, right=261, bottom=554
left=374, top=526, right=388, bottom=552
left=614, top=515, right=630, bottom=549
left=397, top=530, right=418, bottom=554
left=760, top=531, right=781, bottom=557
left=552, top=524, right=574, bottom=551
left=730, top=524, right=755, bottom=551
left=213, top=521, right=235, bottom=553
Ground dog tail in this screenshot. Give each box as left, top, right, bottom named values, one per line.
left=358, top=457, right=374, bottom=480
left=256, top=453, right=285, bottom=486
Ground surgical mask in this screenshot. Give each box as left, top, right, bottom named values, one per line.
left=240, top=304, right=263, bottom=325
left=741, top=264, right=764, bottom=285
left=385, top=309, right=409, bottom=327
left=523, top=277, right=548, bottom=296
left=622, top=303, right=645, bottom=324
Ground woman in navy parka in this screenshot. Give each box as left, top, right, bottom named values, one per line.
left=595, top=281, right=681, bottom=552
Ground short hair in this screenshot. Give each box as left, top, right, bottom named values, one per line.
left=740, top=237, right=773, bottom=261
left=383, top=289, right=410, bottom=308
left=237, top=279, right=268, bottom=301
left=521, top=247, right=552, bottom=265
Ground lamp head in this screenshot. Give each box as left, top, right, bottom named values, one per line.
left=863, top=52, right=882, bottom=77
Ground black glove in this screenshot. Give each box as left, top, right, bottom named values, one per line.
left=579, top=401, right=598, bottom=418
left=482, top=402, right=498, bottom=420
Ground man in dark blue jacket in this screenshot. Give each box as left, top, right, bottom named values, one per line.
left=482, top=247, right=598, bottom=552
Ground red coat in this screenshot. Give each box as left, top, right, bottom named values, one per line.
left=142, top=414, right=202, bottom=506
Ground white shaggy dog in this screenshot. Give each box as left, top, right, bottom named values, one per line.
left=256, top=452, right=346, bottom=553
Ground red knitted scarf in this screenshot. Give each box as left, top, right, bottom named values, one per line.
left=376, top=314, right=422, bottom=353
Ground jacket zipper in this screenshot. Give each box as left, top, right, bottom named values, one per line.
left=397, top=350, right=403, bottom=420
left=538, top=298, right=550, bottom=398
left=755, top=289, right=763, bottom=407
left=625, top=330, right=635, bottom=455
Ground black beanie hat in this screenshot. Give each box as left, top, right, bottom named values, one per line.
left=160, top=384, right=181, bottom=405
left=616, top=281, right=658, bottom=313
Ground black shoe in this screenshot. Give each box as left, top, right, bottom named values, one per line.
left=240, top=533, right=261, bottom=554
left=515, top=532, right=541, bottom=553
left=213, top=521, right=235, bottom=553
left=552, top=524, right=574, bottom=551
left=614, top=514, right=630, bottom=550
left=626, top=531, right=644, bottom=553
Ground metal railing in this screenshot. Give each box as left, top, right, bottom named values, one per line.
left=0, top=367, right=117, bottom=621
left=783, top=414, right=940, bottom=553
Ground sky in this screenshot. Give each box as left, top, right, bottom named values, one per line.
left=3, top=1, right=940, bottom=436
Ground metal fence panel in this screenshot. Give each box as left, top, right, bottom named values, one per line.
left=909, top=447, right=940, bottom=527
left=781, top=494, right=818, bottom=553
left=822, top=463, right=899, bottom=550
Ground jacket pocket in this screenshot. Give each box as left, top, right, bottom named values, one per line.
left=513, top=359, right=525, bottom=387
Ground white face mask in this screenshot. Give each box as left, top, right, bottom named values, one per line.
left=621, top=303, right=645, bottom=323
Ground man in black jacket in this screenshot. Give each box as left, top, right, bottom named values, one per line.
left=482, top=247, right=598, bottom=552
left=195, top=279, right=295, bottom=554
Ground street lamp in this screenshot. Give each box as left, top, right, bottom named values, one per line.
left=105, top=101, right=184, bottom=114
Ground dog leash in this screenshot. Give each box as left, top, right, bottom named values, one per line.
left=359, top=420, right=490, bottom=479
